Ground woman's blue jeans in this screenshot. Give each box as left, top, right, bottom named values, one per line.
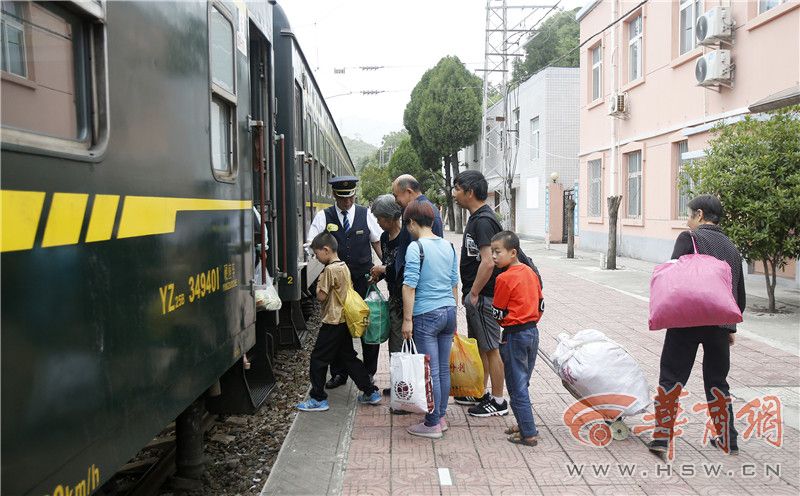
left=412, top=306, right=456, bottom=427
left=499, top=325, right=540, bottom=438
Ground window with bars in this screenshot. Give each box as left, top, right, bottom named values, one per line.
left=1, top=1, right=27, bottom=77
left=588, top=159, right=602, bottom=217
left=626, top=151, right=642, bottom=218
left=530, top=116, right=539, bottom=159
left=679, top=0, right=702, bottom=55
left=591, top=45, right=602, bottom=101
left=676, top=141, right=694, bottom=219
left=628, top=14, right=643, bottom=82
left=759, top=0, right=784, bottom=14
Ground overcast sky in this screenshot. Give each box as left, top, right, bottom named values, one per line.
left=280, top=0, right=585, bottom=146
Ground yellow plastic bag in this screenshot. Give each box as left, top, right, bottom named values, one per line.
left=343, top=287, right=370, bottom=338
left=449, top=334, right=484, bottom=397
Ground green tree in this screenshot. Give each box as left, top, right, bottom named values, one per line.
left=684, top=106, right=800, bottom=312
left=512, top=9, right=580, bottom=82
left=403, top=69, right=441, bottom=172
left=410, top=56, right=482, bottom=232
left=358, top=161, right=391, bottom=204
left=386, top=137, right=446, bottom=205
left=380, top=129, right=409, bottom=150
left=343, top=135, right=378, bottom=172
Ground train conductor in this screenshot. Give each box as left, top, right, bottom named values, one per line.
left=308, top=176, right=383, bottom=389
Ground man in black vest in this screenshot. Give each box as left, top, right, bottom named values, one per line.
left=308, top=176, right=383, bottom=388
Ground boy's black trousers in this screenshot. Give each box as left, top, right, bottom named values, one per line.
left=311, top=322, right=376, bottom=401
left=330, top=275, right=380, bottom=379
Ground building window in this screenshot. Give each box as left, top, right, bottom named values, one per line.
left=1, top=1, right=108, bottom=154
left=591, top=45, right=602, bottom=101
left=1, top=1, right=27, bottom=77
left=679, top=0, right=702, bottom=55
left=530, top=116, right=539, bottom=159
left=209, top=4, right=237, bottom=178
left=626, top=151, right=642, bottom=218
left=588, top=159, right=602, bottom=217
left=676, top=141, right=694, bottom=219
left=628, top=14, right=643, bottom=82
left=759, top=0, right=784, bottom=14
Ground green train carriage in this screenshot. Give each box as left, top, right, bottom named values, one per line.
left=0, top=1, right=351, bottom=494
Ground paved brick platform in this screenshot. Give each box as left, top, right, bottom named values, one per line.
left=340, top=234, right=799, bottom=495
left=266, top=231, right=800, bottom=496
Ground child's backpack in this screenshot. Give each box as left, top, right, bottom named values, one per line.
left=342, top=287, right=370, bottom=338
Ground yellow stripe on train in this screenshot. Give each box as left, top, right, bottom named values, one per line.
left=0, top=190, right=46, bottom=252
left=117, top=196, right=251, bottom=239
left=0, top=190, right=252, bottom=252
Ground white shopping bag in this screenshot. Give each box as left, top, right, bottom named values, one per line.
left=551, top=329, right=650, bottom=416
left=390, top=339, right=434, bottom=414
left=254, top=266, right=282, bottom=312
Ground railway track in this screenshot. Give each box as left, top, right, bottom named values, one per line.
left=96, top=413, right=217, bottom=496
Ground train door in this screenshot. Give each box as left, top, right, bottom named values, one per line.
left=205, top=21, right=279, bottom=416
left=293, top=82, right=306, bottom=249
left=249, top=25, right=276, bottom=284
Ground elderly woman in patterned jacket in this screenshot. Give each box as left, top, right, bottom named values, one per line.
left=648, top=194, right=746, bottom=457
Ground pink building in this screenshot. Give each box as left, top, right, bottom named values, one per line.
left=576, top=0, right=799, bottom=287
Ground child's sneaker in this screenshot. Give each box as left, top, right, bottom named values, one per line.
left=439, top=418, right=448, bottom=432
left=297, top=398, right=329, bottom=412
left=407, top=421, right=443, bottom=439
left=357, top=389, right=382, bottom=405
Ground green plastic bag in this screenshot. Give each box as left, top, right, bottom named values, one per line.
left=363, top=284, right=390, bottom=344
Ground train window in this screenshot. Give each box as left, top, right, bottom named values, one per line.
left=210, top=5, right=235, bottom=96
left=210, top=95, right=232, bottom=171
left=0, top=1, right=109, bottom=159
left=208, top=3, right=237, bottom=181
left=304, top=112, right=310, bottom=155
left=313, top=122, right=318, bottom=155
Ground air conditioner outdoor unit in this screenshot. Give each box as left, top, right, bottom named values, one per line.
left=696, top=7, right=732, bottom=46
left=695, top=49, right=731, bottom=86
left=608, top=93, right=628, bottom=116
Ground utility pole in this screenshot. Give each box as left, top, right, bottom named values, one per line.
left=606, top=0, right=622, bottom=270
left=478, top=1, right=557, bottom=229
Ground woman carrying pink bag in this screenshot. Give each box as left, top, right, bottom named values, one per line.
left=647, top=195, right=746, bottom=457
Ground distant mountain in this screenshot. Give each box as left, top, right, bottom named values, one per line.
left=342, top=136, right=378, bottom=172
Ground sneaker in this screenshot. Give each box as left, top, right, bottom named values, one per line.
left=407, top=421, right=443, bottom=439
left=468, top=396, right=509, bottom=417
left=439, top=418, right=449, bottom=432
left=297, top=398, right=330, bottom=412
left=357, top=389, right=382, bottom=405
left=454, top=395, right=483, bottom=405
left=709, top=436, right=739, bottom=455
left=647, top=439, right=668, bottom=454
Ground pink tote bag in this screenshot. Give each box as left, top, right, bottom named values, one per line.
left=649, top=235, right=742, bottom=330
